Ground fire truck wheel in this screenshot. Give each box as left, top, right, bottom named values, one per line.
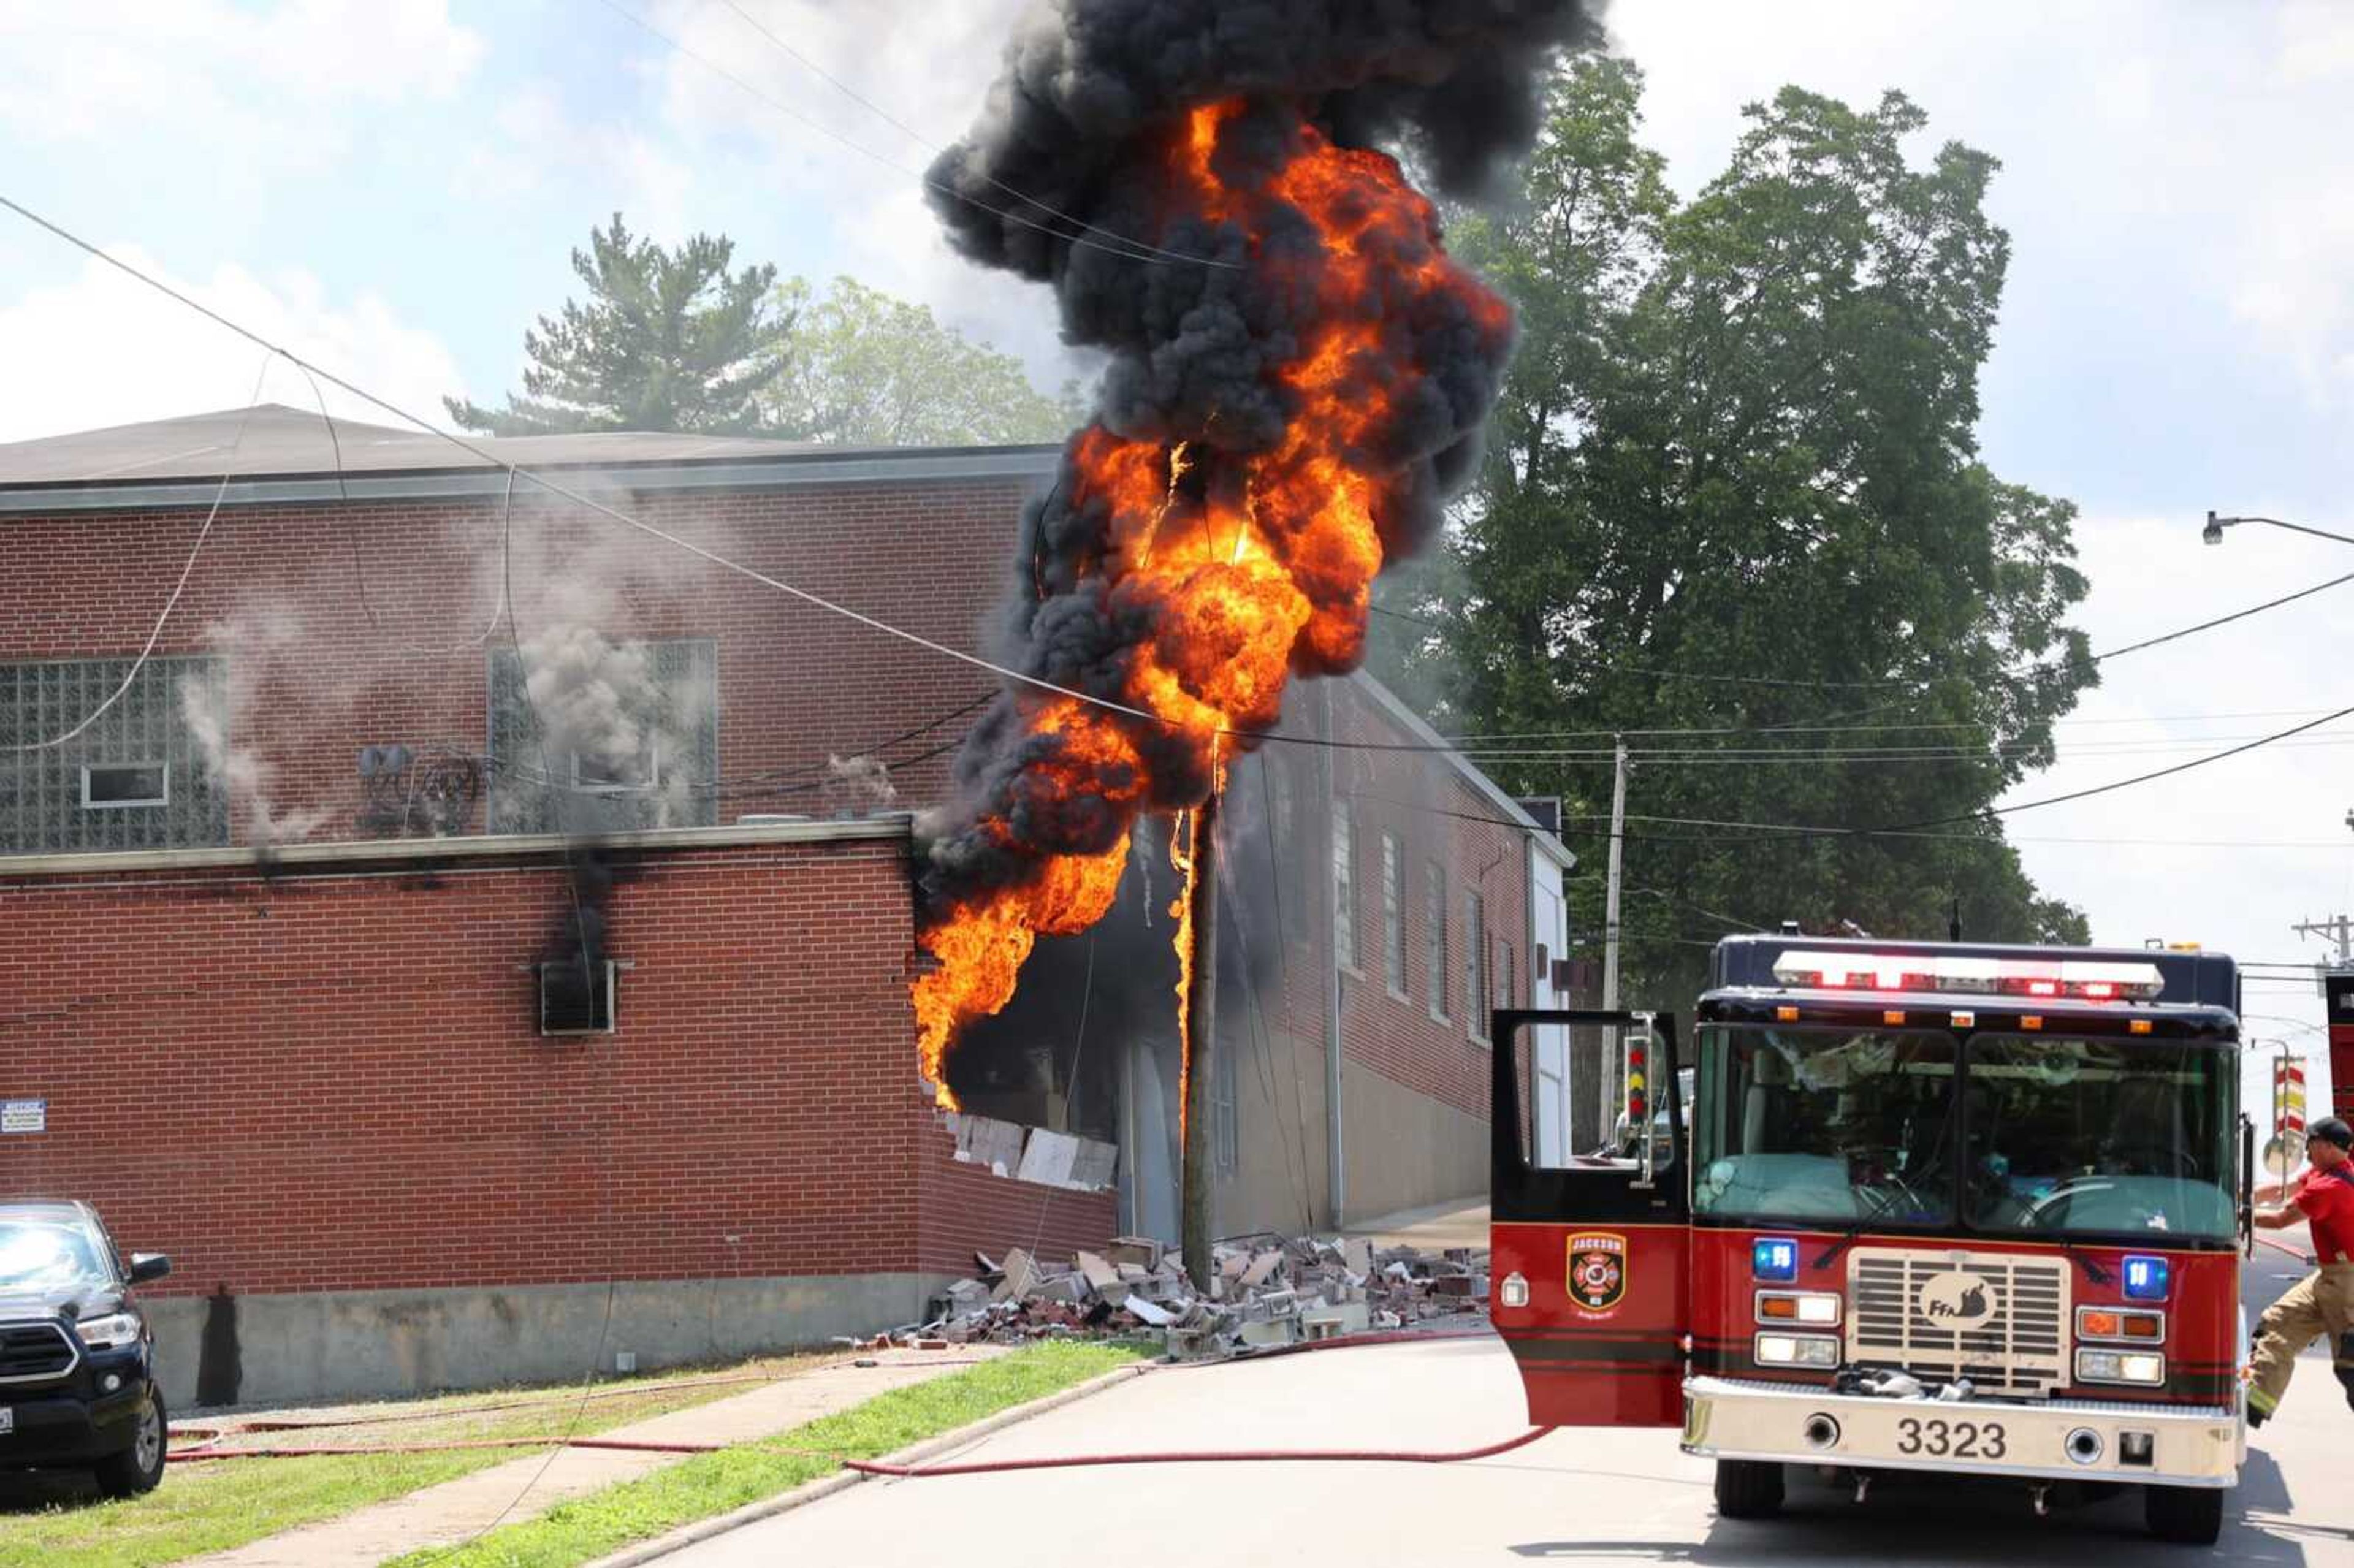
left=2142, top=1483, right=2224, bottom=1546
left=1713, top=1458, right=1786, bottom=1519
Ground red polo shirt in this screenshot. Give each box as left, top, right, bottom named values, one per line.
left=2291, top=1164, right=2354, bottom=1263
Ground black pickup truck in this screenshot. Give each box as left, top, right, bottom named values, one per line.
left=0, top=1199, right=171, bottom=1497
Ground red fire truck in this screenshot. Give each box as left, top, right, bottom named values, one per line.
left=1492, top=935, right=2250, bottom=1545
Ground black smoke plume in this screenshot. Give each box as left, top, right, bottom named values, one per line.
left=916, top=1, right=1594, bottom=927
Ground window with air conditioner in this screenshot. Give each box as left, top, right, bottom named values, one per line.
left=487, top=639, right=718, bottom=834
left=539, top=957, right=617, bottom=1035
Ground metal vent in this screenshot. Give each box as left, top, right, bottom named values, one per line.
left=1847, top=1248, right=2071, bottom=1393
left=0, top=1320, right=77, bottom=1383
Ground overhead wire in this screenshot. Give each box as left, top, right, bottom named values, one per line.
left=713, top=0, right=1214, bottom=273
left=600, top=0, right=1238, bottom=272
left=0, top=191, right=1168, bottom=733
left=3, top=357, right=272, bottom=752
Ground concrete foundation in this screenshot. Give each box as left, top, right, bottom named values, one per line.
left=1338, top=1061, right=1486, bottom=1224
left=145, top=1273, right=954, bottom=1411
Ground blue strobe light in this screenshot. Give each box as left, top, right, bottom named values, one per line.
left=1753, top=1237, right=1800, bottom=1282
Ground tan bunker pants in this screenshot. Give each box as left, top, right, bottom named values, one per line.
left=2248, top=1261, right=2354, bottom=1419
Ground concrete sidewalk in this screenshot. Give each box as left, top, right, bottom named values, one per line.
left=182, top=1349, right=1000, bottom=1568
left=1344, top=1196, right=1488, bottom=1251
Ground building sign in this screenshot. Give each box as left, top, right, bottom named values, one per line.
left=1, top=1100, right=45, bottom=1135
left=2276, top=1057, right=2308, bottom=1138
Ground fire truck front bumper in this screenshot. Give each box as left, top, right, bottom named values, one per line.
left=1681, top=1376, right=2240, bottom=1488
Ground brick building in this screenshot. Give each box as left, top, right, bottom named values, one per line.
left=0, top=405, right=1571, bottom=1404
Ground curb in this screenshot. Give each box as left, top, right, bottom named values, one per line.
left=587, top=1361, right=1153, bottom=1568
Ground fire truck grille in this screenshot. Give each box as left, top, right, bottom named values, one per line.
left=1846, top=1249, right=2071, bottom=1393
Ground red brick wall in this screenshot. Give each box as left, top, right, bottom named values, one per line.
left=0, top=830, right=1094, bottom=1298
left=916, top=1138, right=1118, bottom=1277
left=1255, top=680, right=1533, bottom=1126
left=0, top=475, right=1034, bottom=837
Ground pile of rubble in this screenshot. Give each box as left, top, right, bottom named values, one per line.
left=897, top=1233, right=1489, bottom=1358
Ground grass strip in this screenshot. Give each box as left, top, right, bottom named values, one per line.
left=384, top=1341, right=1146, bottom=1568
left=0, top=1355, right=825, bottom=1568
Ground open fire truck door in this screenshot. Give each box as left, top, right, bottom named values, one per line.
left=1491, top=1007, right=1690, bottom=1426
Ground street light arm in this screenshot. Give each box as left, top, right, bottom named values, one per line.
left=2208, top=512, right=2354, bottom=550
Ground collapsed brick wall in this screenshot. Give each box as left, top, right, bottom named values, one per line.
left=0, top=832, right=1001, bottom=1299
left=915, top=1136, right=1118, bottom=1278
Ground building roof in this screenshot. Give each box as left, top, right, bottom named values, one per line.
left=0, top=404, right=1060, bottom=513
left=1350, top=670, right=1575, bottom=870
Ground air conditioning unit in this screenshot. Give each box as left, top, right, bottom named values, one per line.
left=539, top=959, right=617, bottom=1036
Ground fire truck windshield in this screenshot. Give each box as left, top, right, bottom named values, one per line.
left=1963, top=1035, right=2236, bottom=1239
left=1692, top=1026, right=2238, bottom=1239
left=1693, top=1028, right=1958, bottom=1225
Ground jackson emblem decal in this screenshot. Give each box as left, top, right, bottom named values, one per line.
left=1566, top=1232, right=1628, bottom=1313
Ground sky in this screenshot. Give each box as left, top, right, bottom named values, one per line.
left=0, top=0, right=2347, bottom=1108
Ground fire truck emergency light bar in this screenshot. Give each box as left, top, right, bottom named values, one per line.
left=1769, top=951, right=2166, bottom=1002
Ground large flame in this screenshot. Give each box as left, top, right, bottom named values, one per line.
left=910, top=101, right=1511, bottom=1106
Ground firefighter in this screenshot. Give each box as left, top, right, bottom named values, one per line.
left=2247, top=1116, right=2354, bottom=1428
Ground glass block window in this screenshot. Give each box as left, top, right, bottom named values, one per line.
left=0, top=655, right=229, bottom=854
left=1381, top=832, right=1407, bottom=999
left=1466, top=891, right=1488, bottom=1042
left=1426, top=861, right=1449, bottom=1022
left=487, top=639, right=718, bottom=834
left=1331, top=799, right=1357, bottom=972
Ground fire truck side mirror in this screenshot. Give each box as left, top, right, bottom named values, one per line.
left=2239, top=1113, right=2257, bottom=1257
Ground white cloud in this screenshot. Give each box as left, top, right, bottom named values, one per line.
left=1999, top=509, right=2354, bottom=1103
left=634, top=0, right=1081, bottom=389
left=0, top=0, right=482, bottom=171
left=0, top=248, right=467, bottom=447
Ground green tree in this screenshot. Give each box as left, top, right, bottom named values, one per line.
left=1384, top=61, right=2097, bottom=1000
left=758, top=276, right=1078, bottom=446
left=448, top=213, right=787, bottom=436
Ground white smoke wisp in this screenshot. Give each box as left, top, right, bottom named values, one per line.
left=825, top=753, right=898, bottom=813
left=176, top=663, right=332, bottom=848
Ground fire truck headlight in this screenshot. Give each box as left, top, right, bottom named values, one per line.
left=1756, top=1291, right=1842, bottom=1326
left=1499, top=1271, right=1529, bottom=1309
left=1754, top=1333, right=1840, bottom=1369
left=2122, top=1255, right=2169, bottom=1301
left=2076, top=1347, right=2166, bottom=1385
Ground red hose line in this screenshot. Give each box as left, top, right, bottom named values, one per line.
left=845, top=1424, right=1555, bottom=1479
left=2254, top=1233, right=2317, bottom=1264
left=173, top=1436, right=723, bottom=1462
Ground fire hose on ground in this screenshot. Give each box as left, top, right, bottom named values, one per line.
left=168, top=1328, right=1544, bottom=1471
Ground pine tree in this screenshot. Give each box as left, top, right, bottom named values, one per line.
left=446, top=214, right=788, bottom=436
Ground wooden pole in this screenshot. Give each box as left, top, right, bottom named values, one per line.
left=1181, top=789, right=1220, bottom=1292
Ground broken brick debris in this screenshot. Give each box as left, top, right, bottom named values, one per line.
left=892, top=1232, right=1490, bottom=1358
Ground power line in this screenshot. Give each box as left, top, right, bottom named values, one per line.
left=601, top=0, right=1238, bottom=273
left=0, top=191, right=1168, bottom=732
left=4, top=359, right=272, bottom=752
left=716, top=0, right=1206, bottom=275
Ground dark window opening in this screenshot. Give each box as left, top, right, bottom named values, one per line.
left=539, top=959, right=617, bottom=1035
left=82, top=763, right=169, bottom=808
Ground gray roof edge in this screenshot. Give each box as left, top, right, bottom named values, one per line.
left=1346, top=669, right=1577, bottom=870
left=0, top=814, right=912, bottom=879
left=0, top=447, right=1063, bottom=516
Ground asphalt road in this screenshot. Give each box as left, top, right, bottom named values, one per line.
left=672, top=1242, right=2353, bottom=1567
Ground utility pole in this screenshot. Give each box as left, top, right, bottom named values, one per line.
left=1601, top=737, right=1628, bottom=1013
left=2293, top=915, right=2354, bottom=967
left=1319, top=680, right=1344, bottom=1232
left=1181, top=791, right=1220, bottom=1293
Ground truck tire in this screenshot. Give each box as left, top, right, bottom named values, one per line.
left=92, top=1384, right=167, bottom=1499
left=1713, top=1458, right=1785, bottom=1519
left=2143, top=1483, right=2223, bottom=1546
